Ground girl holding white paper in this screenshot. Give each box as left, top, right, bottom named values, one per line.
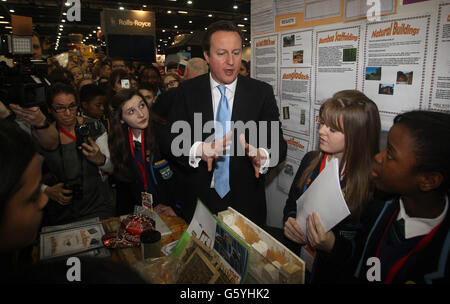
left=282, top=90, right=381, bottom=283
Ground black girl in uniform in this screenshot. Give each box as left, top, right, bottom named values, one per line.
left=328, top=110, right=449, bottom=284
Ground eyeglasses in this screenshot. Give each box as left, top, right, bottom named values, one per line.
left=164, top=80, right=179, bottom=88
left=52, top=103, right=78, bottom=113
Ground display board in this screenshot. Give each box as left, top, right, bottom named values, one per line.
left=253, top=0, right=450, bottom=228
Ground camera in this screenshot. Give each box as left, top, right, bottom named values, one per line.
left=75, top=120, right=103, bottom=147
left=0, top=35, right=49, bottom=108
left=63, top=182, right=83, bottom=201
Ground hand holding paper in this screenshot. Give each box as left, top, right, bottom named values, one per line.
left=306, top=213, right=336, bottom=253
left=296, top=157, right=350, bottom=237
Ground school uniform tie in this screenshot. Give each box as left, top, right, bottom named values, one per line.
left=134, top=140, right=141, bottom=153
left=214, top=85, right=230, bottom=198
left=388, top=218, right=406, bottom=245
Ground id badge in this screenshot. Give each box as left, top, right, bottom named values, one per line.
left=141, top=192, right=153, bottom=212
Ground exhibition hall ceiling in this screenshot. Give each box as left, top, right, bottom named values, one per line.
left=0, top=0, right=250, bottom=53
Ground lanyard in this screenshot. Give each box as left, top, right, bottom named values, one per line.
left=128, top=128, right=148, bottom=191
left=59, top=126, right=76, bottom=142
left=375, top=206, right=442, bottom=284
left=319, top=153, right=328, bottom=173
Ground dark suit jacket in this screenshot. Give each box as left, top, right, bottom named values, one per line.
left=153, top=74, right=287, bottom=226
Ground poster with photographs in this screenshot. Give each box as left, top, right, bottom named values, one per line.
left=429, top=2, right=450, bottom=111
left=213, top=223, right=249, bottom=282
left=40, top=223, right=105, bottom=260
left=277, top=157, right=301, bottom=195
left=280, top=67, right=312, bottom=135
left=314, top=25, right=362, bottom=104
left=253, top=34, right=279, bottom=95
left=283, top=130, right=310, bottom=162
left=311, top=108, right=321, bottom=151
left=362, top=15, right=431, bottom=114
left=281, top=29, right=314, bottom=67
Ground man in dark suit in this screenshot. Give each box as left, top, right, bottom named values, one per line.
left=153, top=21, right=287, bottom=227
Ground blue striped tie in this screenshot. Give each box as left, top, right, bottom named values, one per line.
left=214, top=85, right=230, bottom=198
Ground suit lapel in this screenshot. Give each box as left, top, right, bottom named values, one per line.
left=232, top=75, right=249, bottom=122
left=200, top=74, right=214, bottom=123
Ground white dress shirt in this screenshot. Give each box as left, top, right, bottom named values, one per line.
left=397, top=195, right=448, bottom=239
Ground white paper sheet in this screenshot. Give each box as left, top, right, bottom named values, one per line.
left=296, top=157, right=350, bottom=233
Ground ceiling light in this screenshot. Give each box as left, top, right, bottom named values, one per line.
left=204, top=27, right=207, bottom=30
left=62, top=19, right=66, bottom=22
left=208, top=14, right=212, bottom=17
left=0, top=16, right=4, bottom=19
left=0, top=21, right=9, bottom=24
left=65, top=2, right=71, bottom=6
left=142, top=5, right=147, bottom=7
left=162, top=29, right=166, bottom=32
left=167, top=10, right=172, bottom=14
left=9, top=9, right=14, bottom=13
left=63, top=12, right=67, bottom=16
left=178, top=11, right=188, bottom=14
left=119, top=7, right=124, bottom=10
left=187, top=1, right=193, bottom=4
left=233, top=5, right=238, bottom=9
left=97, top=26, right=101, bottom=29
left=237, top=24, right=245, bottom=27
left=189, top=20, right=192, bottom=24
left=190, top=31, right=193, bottom=34
left=59, top=24, right=64, bottom=27
left=244, top=17, right=248, bottom=21
left=59, top=28, right=63, bottom=31
left=93, top=30, right=96, bottom=33
left=4, top=26, right=12, bottom=29
left=174, top=25, right=178, bottom=28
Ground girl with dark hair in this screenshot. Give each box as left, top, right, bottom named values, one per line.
left=332, top=110, right=450, bottom=284
left=108, top=89, right=182, bottom=217
left=0, top=120, right=48, bottom=272
left=240, top=60, right=250, bottom=77
left=139, top=65, right=163, bottom=96
left=283, top=90, right=381, bottom=283
left=40, top=83, right=114, bottom=225
left=138, top=82, right=159, bottom=107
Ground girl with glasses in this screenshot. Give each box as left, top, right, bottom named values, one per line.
left=39, top=83, right=114, bottom=226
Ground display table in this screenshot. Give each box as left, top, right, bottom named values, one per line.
left=101, top=212, right=188, bottom=265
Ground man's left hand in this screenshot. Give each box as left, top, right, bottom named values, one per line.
left=239, top=134, right=267, bottom=178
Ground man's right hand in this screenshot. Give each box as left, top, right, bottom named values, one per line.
left=197, top=131, right=232, bottom=171
left=44, top=183, right=73, bottom=206
left=284, top=217, right=307, bottom=244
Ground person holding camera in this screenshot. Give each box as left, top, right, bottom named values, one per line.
left=40, top=83, right=114, bottom=226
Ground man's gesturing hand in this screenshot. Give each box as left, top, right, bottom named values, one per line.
left=197, top=131, right=233, bottom=171
left=239, top=133, right=267, bottom=178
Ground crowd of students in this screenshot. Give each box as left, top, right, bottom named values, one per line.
left=0, top=26, right=448, bottom=285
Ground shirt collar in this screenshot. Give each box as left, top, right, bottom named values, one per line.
left=398, top=195, right=448, bottom=239
left=209, top=73, right=238, bottom=95
left=131, top=129, right=142, bottom=143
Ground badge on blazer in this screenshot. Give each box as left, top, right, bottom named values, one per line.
left=159, top=165, right=173, bottom=180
